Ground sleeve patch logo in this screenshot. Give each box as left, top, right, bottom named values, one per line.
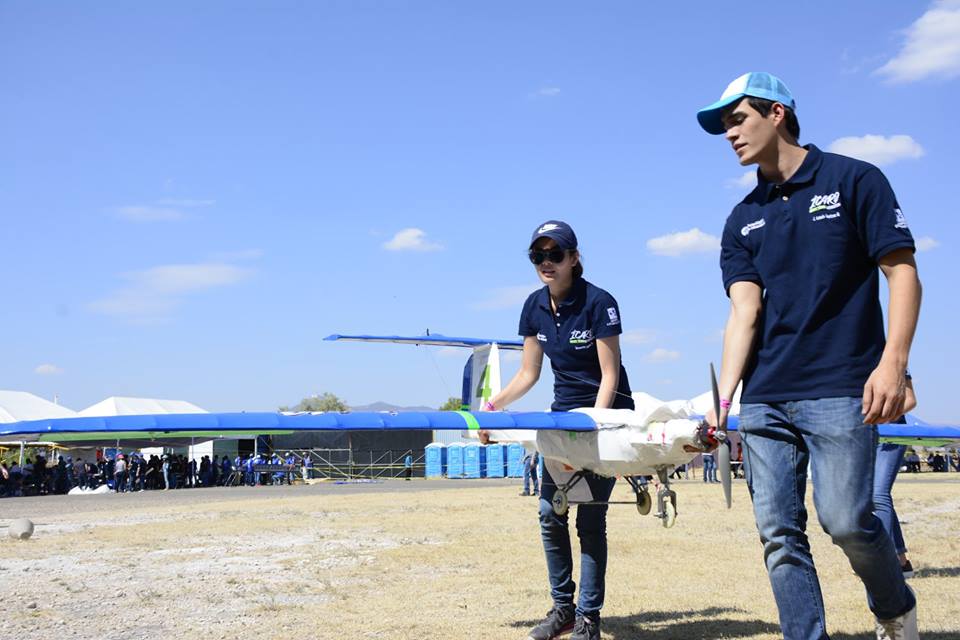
left=606, top=307, right=620, bottom=324
left=894, top=208, right=909, bottom=229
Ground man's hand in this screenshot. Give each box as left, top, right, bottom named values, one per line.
left=477, top=429, right=492, bottom=445
left=862, top=361, right=906, bottom=425
left=683, top=406, right=728, bottom=453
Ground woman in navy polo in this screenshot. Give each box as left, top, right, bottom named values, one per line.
left=481, top=220, right=633, bottom=640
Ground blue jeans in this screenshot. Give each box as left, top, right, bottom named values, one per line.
left=523, top=458, right=539, bottom=494
left=538, top=465, right=615, bottom=619
left=739, top=398, right=914, bottom=639
left=702, top=454, right=717, bottom=482
left=874, top=443, right=907, bottom=555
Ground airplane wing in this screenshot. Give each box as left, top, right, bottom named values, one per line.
left=0, top=410, right=597, bottom=441
left=324, top=333, right=524, bottom=350
left=723, top=415, right=960, bottom=440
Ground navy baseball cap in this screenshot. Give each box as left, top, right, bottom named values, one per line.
left=697, top=72, right=796, bottom=135
left=529, top=220, right=578, bottom=250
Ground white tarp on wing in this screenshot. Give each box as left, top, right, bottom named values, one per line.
left=0, top=390, right=77, bottom=423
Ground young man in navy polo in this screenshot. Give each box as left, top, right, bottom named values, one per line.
left=698, top=73, right=922, bottom=640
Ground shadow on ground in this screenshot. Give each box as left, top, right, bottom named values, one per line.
left=915, top=566, right=960, bottom=578
left=512, top=607, right=781, bottom=639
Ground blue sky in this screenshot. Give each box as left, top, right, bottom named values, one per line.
left=2, top=1, right=958, bottom=422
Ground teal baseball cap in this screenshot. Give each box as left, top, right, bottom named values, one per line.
left=697, top=72, right=796, bottom=135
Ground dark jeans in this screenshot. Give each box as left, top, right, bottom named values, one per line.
left=873, top=443, right=907, bottom=554
left=538, top=465, right=615, bottom=619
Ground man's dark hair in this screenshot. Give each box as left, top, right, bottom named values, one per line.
left=747, top=97, right=800, bottom=140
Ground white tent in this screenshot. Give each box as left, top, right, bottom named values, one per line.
left=79, top=396, right=210, bottom=459
left=0, top=390, right=77, bottom=423
left=78, top=396, right=206, bottom=417
left=0, top=390, right=77, bottom=465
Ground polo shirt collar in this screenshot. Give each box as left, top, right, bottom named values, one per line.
left=537, top=276, right=587, bottom=311
left=758, top=144, right=824, bottom=200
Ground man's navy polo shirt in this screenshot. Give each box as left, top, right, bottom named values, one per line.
left=721, top=144, right=916, bottom=403
left=518, top=277, right=634, bottom=411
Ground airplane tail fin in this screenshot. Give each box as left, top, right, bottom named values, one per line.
left=462, top=343, right=502, bottom=410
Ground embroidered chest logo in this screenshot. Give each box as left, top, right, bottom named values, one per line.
left=741, top=218, right=765, bottom=236
left=809, top=191, right=843, bottom=222
left=809, top=191, right=841, bottom=213
left=569, top=329, right=594, bottom=345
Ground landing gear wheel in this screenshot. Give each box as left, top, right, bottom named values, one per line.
left=636, top=489, right=652, bottom=516
left=551, top=490, right=569, bottom=516
left=661, top=501, right=677, bottom=528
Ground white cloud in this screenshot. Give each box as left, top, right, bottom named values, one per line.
left=113, top=205, right=185, bottom=222
left=916, top=236, right=940, bottom=251
left=382, top=228, right=444, bottom=252
left=471, top=285, right=534, bottom=311
left=644, top=348, right=681, bottom=363
left=876, top=0, right=960, bottom=83
left=89, top=262, right=254, bottom=321
left=725, top=171, right=756, bottom=189
left=621, top=329, right=657, bottom=345
left=646, top=228, right=720, bottom=257
left=533, top=87, right=561, bottom=98
left=34, top=364, right=63, bottom=375
left=827, top=135, right=924, bottom=166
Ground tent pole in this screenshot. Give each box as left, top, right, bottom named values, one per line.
left=19, top=441, right=25, bottom=466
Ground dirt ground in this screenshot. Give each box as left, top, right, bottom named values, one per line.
left=1, top=475, right=958, bottom=640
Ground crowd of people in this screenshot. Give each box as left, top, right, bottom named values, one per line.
left=0, top=450, right=312, bottom=498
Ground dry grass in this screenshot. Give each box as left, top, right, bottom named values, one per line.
left=1, top=475, right=958, bottom=639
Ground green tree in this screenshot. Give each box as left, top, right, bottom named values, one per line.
left=280, top=392, right=349, bottom=412
left=438, top=396, right=464, bottom=411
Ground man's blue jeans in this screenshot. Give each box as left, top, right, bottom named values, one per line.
left=523, top=458, right=540, bottom=495
left=739, top=398, right=915, bottom=640
left=874, top=443, right=908, bottom=554
left=538, top=465, right=615, bottom=620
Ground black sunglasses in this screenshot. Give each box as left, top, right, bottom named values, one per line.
left=528, top=248, right=568, bottom=265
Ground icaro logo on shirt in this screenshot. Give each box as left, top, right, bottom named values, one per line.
left=809, top=191, right=841, bottom=213
left=536, top=333, right=547, bottom=342
left=569, top=329, right=594, bottom=344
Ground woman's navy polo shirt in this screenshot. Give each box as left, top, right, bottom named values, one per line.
left=518, top=277, right=634, bottom=411
left=720, top=144, right=916, bottom=403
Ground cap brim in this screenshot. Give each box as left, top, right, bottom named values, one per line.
left=697, top=93, right=744, bottom=135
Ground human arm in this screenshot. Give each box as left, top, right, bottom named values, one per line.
left=593, top=336, right=622, bottom=409
left=709, top=281, right=763, bottom=431
left=863, top=249, right=922, bottom=424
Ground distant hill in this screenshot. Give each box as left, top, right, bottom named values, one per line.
left=349, top=401, right=437, bottom=412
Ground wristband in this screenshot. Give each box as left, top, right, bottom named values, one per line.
left=482, top=401, right=496, bottom=411
left=719, top=398, right=732, bottom=410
